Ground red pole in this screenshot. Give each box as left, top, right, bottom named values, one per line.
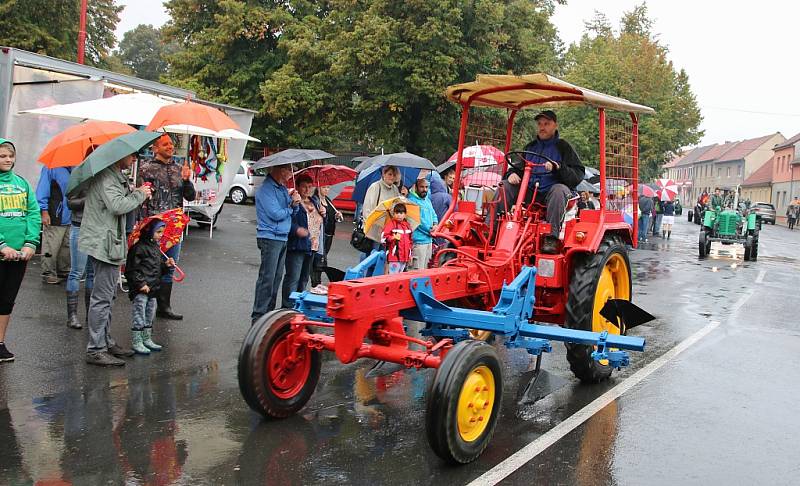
left=77, top=0, right=88, bottom=64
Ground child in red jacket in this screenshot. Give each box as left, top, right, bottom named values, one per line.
left=382, top=203, right=413, bottom=274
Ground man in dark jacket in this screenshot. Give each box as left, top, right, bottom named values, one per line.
left=136, top=134, right=195, bottom=320
left=495, top=110, right=584, bottom=253
left=36, top=166, right=72, bottom=283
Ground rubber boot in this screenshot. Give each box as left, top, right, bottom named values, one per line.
left=142, top=328, right=162, bottom=351
left=66, top=292, right=82, bottom=329
left=662, top=230, right=666, bottom=238
left=156, top=282, right=183, bottom=320
left=667, top=231, right=671, bottom=239
left=131, top=330, right=150, bottom=355
left=84, top=291, right=91, bottom=325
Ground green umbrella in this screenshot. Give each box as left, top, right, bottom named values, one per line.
left=67, top=131, right=161, bottom=195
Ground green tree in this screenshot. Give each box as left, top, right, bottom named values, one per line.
left=161, top=0, right=296, bottom=141
left=0, top=0, right=122, bottom=68
left=115, top=24, right=175, bottom=81
left=261, top=0, right=564, bottom=159
left=558, top=4, right=703, bottom=180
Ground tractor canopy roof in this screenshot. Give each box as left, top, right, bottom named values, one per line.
left=445, top=73, right=655, bottom=114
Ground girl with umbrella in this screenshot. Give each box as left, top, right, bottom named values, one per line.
left=310, top=185, right=343, bottom=290
left=0, top=139, right=41, bottom=363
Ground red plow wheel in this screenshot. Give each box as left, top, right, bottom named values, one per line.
left=238, top=310, right=321, bottom=418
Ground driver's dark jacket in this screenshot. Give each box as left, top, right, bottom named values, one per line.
left=503, top=138, right=584, bottom=190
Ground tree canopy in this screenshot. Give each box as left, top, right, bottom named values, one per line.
left=557, top=4, right=703, bottom=180
left=0, top=0, right=122, bottom=68
left=115, top=24, right=176, bottom=81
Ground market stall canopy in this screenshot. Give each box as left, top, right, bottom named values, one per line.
left=20, top=93, right=259, bottom=141
left=252, top=149, right=336, bottom=170
left=445, top=73, right=655, bottom=114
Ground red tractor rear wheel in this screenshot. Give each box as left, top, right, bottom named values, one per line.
left=564, top=236, right=632, bottom=383
left=238, top=310, right=321, bottom=418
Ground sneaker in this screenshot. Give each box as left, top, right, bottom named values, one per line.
left=86, top=351, right=125, bottom=366
left=108, top=344, right=135, bottom=358
left=309, top=284, right=328, bottom=295
left=0, top=342, right=15, bottom=362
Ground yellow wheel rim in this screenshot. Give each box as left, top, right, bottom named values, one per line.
left=456, top=365, right=495, bottom=442
left=592, top=253, right=631, bottom=364
left=469, top=330, right=493, bottom=341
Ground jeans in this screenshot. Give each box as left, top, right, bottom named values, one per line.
left=86, top=257, right=119, bottom=353
left=638, top=214, right=651, bottom=242
left=66, top=225, right=95, bottom=293
left=652, top=213, right=663, bottom=235
left=491, top=182, right=572, bottom=237
left=41, top=224, right=71, bottom=277
left=282, top=251, right=313, bottom=309
left=161, top=240, right=181, bottom=283
left=131, top=293, right=157, bottom=331
left=252, top=238, right=287, bottom=321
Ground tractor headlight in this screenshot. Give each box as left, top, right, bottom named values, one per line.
left=537, top=257, right=555, bottom=278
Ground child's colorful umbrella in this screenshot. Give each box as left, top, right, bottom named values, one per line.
left=363, top=197, right=420, bottom=242
left=127, top=209, right=190, bottom=282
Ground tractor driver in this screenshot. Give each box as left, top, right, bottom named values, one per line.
left=494, top=110, right=584, bottom=254
left=709, top=188, right=724, bottom=210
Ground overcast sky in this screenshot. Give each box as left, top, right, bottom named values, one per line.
left=115, top=0, right=800, bottom=147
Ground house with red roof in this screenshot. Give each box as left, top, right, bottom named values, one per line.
left=771, top=132, right=800, bottom=223
left=741, top=156, right=774, bottom=204
left=712, top=132, right=784, bottom=191
left=664, top=144, right=716, bottom=203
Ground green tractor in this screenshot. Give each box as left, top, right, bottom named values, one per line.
left=698, top=189, right=759, bottom=261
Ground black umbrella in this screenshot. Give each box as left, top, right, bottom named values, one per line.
left=584, top=166, right=600, bottom=183
left=366, top=152, right=435, bottom=170
left=252, top=148, right=336, bottom=171
left=576, top=180, right=597, bottom=193
left=437, top=160, right=456, bottom=174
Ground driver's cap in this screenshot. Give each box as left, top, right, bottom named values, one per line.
left=534, top=110, right=557, bottom=123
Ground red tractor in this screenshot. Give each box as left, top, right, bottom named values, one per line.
left=239, top=73, right=654, bottom=464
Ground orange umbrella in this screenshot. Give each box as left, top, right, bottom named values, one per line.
left=146, top=101, right=240, bottom=132
left=37, top=121, right=136, bottom=168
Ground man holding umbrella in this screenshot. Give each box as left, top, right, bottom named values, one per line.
left=72, top=132, right=158, bottom=366
left=137, top=134, right=195, bottom=320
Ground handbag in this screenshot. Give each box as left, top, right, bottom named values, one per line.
left=350, top=219, right=375, bottom=254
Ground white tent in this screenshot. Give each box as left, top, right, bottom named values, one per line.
left=20, top=93, right=258, bottom=141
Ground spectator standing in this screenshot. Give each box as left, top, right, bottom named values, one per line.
left=251, top=164, right=300, bottom=323
left=125, top=220, right=174, bottom=355
left=786, top=199, right=799, bottom=230
left=407, top=178, right=438, bottom=270
left=136, top=134, right=195, bottom=320
left=381, top=203, right=413, bottom=273
left=652, top=197, right=664, bottom=237
left=361, top=166, right=400, bottom=254
left=65, top=185, right=95, bottom=329
left=0, top=139, right=41, bottom=362
left=36, top=165, right=72, bottom=283
left=428, top=172, right=451, bottom=221
left=662, top=199, right=675, bottom=239
left=282, top=175, right=325, bottom=308
left=638, top=194, right=653, bottom=243
left=310, top=186, right=342, bottom=289
left=80, top=153, right=152, bottom=366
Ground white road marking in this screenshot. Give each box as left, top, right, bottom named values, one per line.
left=755, top=269, right=766, bottom=284
left=468, top=288, right=756, bottom=486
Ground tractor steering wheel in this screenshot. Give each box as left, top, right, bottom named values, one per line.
left=504, top=151, right=558, bottom=173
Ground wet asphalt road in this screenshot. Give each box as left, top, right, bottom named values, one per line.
left=1, top=205, right=798, bottom=485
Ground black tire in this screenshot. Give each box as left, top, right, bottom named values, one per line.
left=564, top=236, right=631, bottom=383
left=744, top=235, right=753, bottom=261
left=751, top=237, right=759, bottom=261
left=699, top=231, right=708, bottom=258
left=687, top=210, right=693, bottom=222
left=426, top=340, right=503, bottom=464
left=230, top=186, right=248, bottom=205
left=238, top=310, right=321, bottom=418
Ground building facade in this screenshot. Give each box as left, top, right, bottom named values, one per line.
left=771, top=133, right=800, bottom=223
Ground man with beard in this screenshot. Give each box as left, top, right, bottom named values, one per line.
left=407, top=177, right=438, bottom=270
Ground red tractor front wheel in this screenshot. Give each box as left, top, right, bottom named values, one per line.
left=238, top=310, right=321, bottom=418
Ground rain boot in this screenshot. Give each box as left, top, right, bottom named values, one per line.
left=156, top=282, right=183, bottom=320
left=84, top=291, right=91, bottom=326
left=142, top=327, right=162, bottom=351
left=66, top=292, right=82, bottom=329
left=662, top=230, right=666, bottom=238
left=667, top=231, right=671, bottom=239
left=131, top=330, right=150, bottom=355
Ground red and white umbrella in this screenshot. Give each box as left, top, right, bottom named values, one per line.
left=656, top=178, right=678, bottom=201
left=446, top=144, right=505, bottom=168
left=462, top=171, right=502, bottom=187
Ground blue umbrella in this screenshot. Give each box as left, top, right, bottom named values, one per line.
left=351, top=164, right=421, bottom=203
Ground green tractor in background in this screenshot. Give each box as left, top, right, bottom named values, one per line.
left=699, top=187, right=759, bottom=261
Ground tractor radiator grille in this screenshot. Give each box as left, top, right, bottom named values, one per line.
left=718, top=214, right=738, bottom=235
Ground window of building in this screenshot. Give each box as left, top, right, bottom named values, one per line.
left=717, top=168, right=722, bottom=177
left=737, top=165, right=742, bottom=177
left=726, top=167, right=730, bottom=177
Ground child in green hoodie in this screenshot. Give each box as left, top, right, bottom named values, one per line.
left=0, top=139, right=41, bottom=362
